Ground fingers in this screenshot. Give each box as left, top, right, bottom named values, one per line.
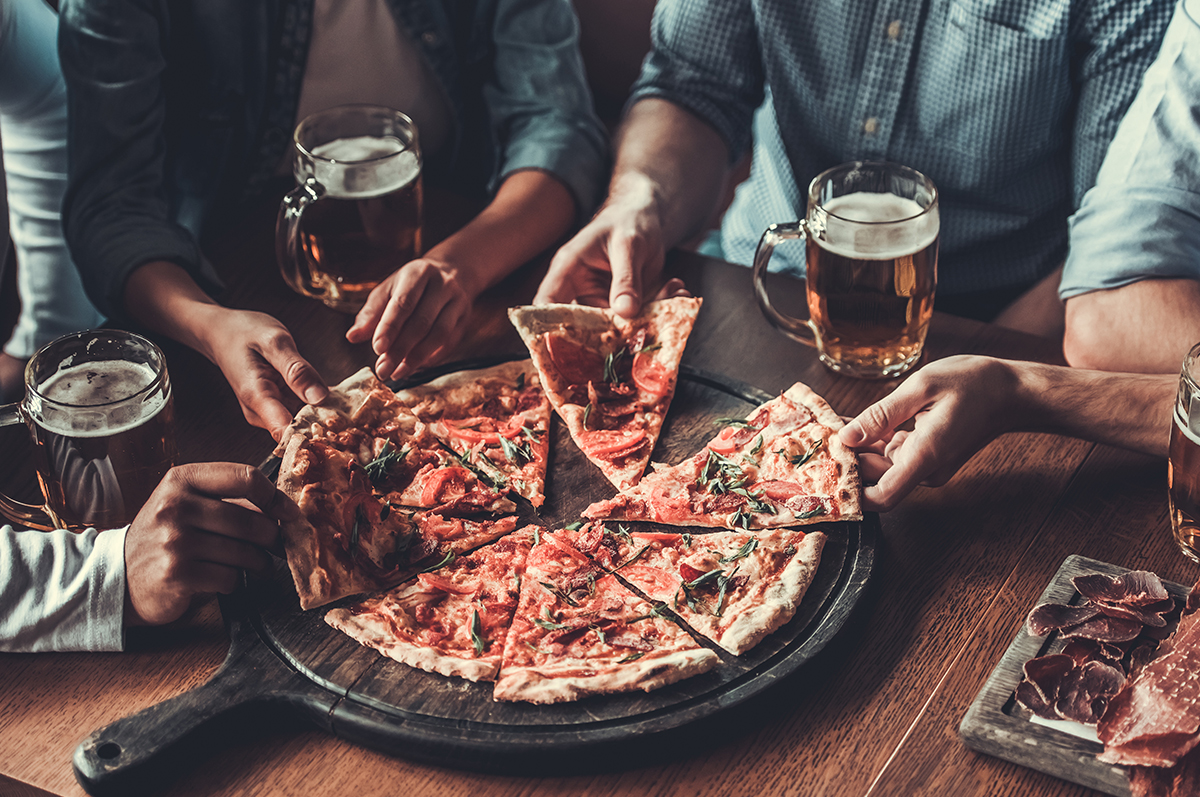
left=537, top=236, right=594, bottom=305
left=653, top=278, right=692, bottom=300
left=607, top=230, right=644, bottom=318
left=839, top=379, right=931, bottom=448
left=170, top=463, right=298, bottom=523
left=346, top=277, right=394, bottom=344
left=256, top=327, right=329, bottom=406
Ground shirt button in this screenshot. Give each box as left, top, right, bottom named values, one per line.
left=887, top=20, right=902, bottom=40
left=863, top=117, right=879, bottom=135
left=422, top=31, right=439, bottom=45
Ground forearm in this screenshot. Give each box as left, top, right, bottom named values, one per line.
left=1062, top=280, right=1200, bottom=374
left=426, top=170, right=575, bottom=295
left=608, top=98, right=730, bottom=249
left=1011, top=360, right=1175, bottom=457
left=123, top=261, right=226, bottom=361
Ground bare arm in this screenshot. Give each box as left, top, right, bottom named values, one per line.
left=347, top=168, right=576, bottom=379
left=1063, top=279, right=1200, bottom=373
left=839, top=355, right=1175, bottom=511
left=124, top=262, right=328, bottom=437
left=536, top=98, right=730, bottom=316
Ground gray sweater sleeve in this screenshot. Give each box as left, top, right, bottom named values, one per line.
left=0, top=525, right=126, bottom=652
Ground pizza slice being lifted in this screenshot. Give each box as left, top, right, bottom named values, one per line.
left=493, top=528, right=719, bottom=704
left=394, top=360, right=551, bottom=507
left=508, top=297, right=701, bottom=491
left=567, top=522, right=826, bottom=655
left=325, top=527, right=537, bottom=682
left=582, top=382, right=862, bottom=528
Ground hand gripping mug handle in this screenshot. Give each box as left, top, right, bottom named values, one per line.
left=0, top=403, right=56, bottom=531
left=276, top=177, right=326, bottom=300
left=752, top=221, right=818, bottom=347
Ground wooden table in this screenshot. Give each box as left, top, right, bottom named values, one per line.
left=0, top=199, right=1193, bottom=797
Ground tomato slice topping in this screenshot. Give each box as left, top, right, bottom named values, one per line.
left=420, top=466, right=472, bottom=505
left=758, top=480, right=806, bottom=501
left=631, top=350, right=670, bottom=401
left=578, top=429, right=647, bottom=457
left=545, top=332, right=602, bottom=386
left=619, top=564, right=678, bottom=595
left=678, top=562, right=708, bottom=582
left=417, top=572, right=475, bottom=594
left=707, top=426, right=741, bottom=455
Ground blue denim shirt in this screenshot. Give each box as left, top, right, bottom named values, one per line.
left=633, top=0, right=1172, bottom=297
left=58, top=0, right=607, bottom=320
left=1062, top=0, right=1200, bottom=299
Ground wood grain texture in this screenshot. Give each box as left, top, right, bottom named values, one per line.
left=0, top=210, right=1174, bottom=797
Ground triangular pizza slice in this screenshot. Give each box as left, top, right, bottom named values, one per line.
left=582, top=382, right=862, bottom=528
left=492, top=528, right=718, bottom=703
left=567, top=523, right=826, bottom=655
left=325, top=527, right=537, bottom=681
left=508, top=297, right=701, bottom=490
left=277, top=437, right=520, bottom=609
left=394, top=360, right=551, bottom=507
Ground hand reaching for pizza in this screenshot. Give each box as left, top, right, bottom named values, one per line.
left=536, top=175, right=692, bottom=316
left=346, top=256, right=474, bottom=381
left=837, top=356, right=1025, bottom=512
left=123, top=463, right=300, bottom=626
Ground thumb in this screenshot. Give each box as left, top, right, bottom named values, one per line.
left=607, top=233, right=645, bottom=318
left=839, top=384, right=928, bottom=448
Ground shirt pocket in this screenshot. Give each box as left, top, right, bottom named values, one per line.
left=907, top=0, right=1072, bottom=188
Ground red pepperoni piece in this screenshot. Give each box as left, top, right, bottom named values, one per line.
left=578, top=429, right=647, bottom=457
left=544, top=332, right=602, bottom=386
left=420, top=466, right=472, bottom=506
left=631, top=350, right=670, bottom=400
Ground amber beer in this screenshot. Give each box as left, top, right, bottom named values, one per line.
left=1169, top=345, right=1200, bottom=561
left=297, top=136, right=424, bottom=310
left=279, top=106, right=424, bottom=312
left=753, top=162, right=939, bottom=379
left=29, top=360, right=176, bottom=530
left=805, top=192, right=938, bottom=376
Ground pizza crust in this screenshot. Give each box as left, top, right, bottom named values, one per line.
left=491, top=648, right=718, bottom=704
left=325, top=607, right=500, bottom=682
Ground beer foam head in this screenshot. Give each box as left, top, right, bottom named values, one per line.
left=306, top=135, right=420, bottom=199
left=36, top=361, right=168, bottom=437
left=815, top=192, right=939, bottom=259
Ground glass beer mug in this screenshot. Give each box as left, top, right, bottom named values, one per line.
left=277, top=104, right=424, bottom=312
left=752, top=161, right=939, bottom=379
left=1169, top=341, right=1200, bottom=561
left=0, top=330, right=177, bottom=531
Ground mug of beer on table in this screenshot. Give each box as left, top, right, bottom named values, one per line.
left=1169, top=341, right=1200, bottom=561
left=277, top=104, right=424, bottom=312
left=752, top=161, right=939, bottom=379
left=0, top=330, right=177, bottom=531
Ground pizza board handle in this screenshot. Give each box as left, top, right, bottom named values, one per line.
left=72, top=602, right=339, bottom=796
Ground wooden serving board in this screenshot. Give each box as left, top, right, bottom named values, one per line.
left=74, top=364, right=876, bottom=796
left=959, top=554, right=1190, bottom=796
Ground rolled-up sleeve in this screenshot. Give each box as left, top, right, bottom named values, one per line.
left=0, top=525, right=127, bottom=652
left=1062, top=0, right=1200, bottom=299
left=58, top=0, right=214, bottom=321
left=628, top=0, right=762, bottom=164
left=486, top=0, right=608, bottom=219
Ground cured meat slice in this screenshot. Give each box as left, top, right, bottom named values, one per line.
left=1063, top=614, right=1145, bottom=644
left=1022, top=653, right=1074, bottom=705
left=1026, top=603, right=1100, bottom=636
left=1074, top=571, right=1169, bottom=607
left=1094, top=598, right=1173, bottom=628
left=1054, top=660, right=1125, bottom=725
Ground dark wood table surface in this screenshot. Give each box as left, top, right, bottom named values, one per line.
left=0, top=195, right=1194, bottom=797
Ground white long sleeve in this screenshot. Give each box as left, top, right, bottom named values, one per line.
left=0, top=525, right=126, bottom=652
left=0, top=0, right=103, bottom=359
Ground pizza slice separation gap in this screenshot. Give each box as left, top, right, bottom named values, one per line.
left=582, top=381, right=862, bottom=529
left=394, top=360, right=551, bottom=508
left=325, top=526, right=538, bottom=682
left=508, top=297, right=702, bottom=491
left=492, top=527, right=719, bottom=704
left=565, top=521, right=826, bottom=655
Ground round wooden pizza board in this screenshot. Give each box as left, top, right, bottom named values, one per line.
left=74, top=364, right=876, bottom=795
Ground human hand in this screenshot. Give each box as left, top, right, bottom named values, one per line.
left=201, top=307, right=328, bottom=438
left=838, top=356, right=1025, bottom=512
left=123, top=463, right=299, bottom=625
left=535, top=175, right=676, bottom=317
left=345, top=257, right=475, bottom=380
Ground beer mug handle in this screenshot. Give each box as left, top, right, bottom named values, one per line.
left=276, top=177, right=326, bottom=300
left=0, top=402, right=56, bottom=531
left=752, top=221, right=818, bottom=347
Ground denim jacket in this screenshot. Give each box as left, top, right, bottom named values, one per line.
left=58, top=0, right=607, bottom=320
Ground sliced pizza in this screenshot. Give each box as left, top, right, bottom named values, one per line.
left=394, top=360, right=551, bottom=507
left=567, top=522, right=826, bottom=655
left=582, top=382, right=861, bottom=528
left=277, top=436, right=520, bottom=609
left=325, top=528, right=537, bottom=682
left=493, top=528, right=719, bottom=704
left=508, top=297, right=701, bottom=491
